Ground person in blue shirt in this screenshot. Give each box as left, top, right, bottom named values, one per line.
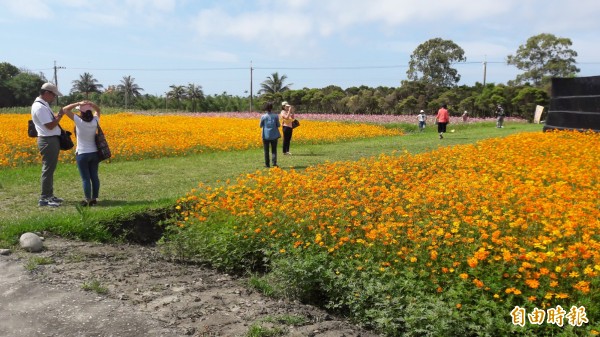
left=259, top=101, right=281, bottom=168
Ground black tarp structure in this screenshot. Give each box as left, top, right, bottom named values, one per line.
left=544, top=75, right=600, bottom=132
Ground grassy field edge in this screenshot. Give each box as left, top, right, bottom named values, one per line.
left=0, top=122, right=542, bottom=246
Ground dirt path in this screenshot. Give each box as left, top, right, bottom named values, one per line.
left=0, top=235, right=380, bottom=337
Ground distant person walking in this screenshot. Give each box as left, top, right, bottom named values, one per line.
left=260, top=102, right=281, bottom=168
left=436, top=104, right=450, bottom=139
left=495, top=104, right=505, bottom=128
left=462, top=110, right=468, bottom=123
left=31, top=83, right=65, bottom=207
left=61, top=101, right=102, bottom=206
left=417, top=110, right=427, bottom=132
left=280, top=101, right=295, bottom=155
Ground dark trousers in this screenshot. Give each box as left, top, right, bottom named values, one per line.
left=263, top=139, right=278, bottom=167
left=437, top=122, right=448, bottom=133
left=282, top=126, right=293, bottom=153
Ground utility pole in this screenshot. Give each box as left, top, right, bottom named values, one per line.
left=249, top=61, right=253, bottom=113
left=482, top=55, right=487, bottom=86
left=53, top=60, right=65, bottom=104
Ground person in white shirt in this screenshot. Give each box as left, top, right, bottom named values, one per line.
left=31, top=83, right=65, bottom=207
left=62, top=101, right=102, bottom=206
left=417, top=110, right=427, bottom=132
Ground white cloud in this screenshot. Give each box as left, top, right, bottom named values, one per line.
left=0, top=0, right=53, bottom=19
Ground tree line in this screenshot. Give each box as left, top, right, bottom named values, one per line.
left=1, top=33, right=579, bottom=120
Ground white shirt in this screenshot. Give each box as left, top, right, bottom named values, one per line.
left=31, top=99, right=61, bottom=137
left=74, top=115, right=99, bottom=154
left=417, top=113, right=427, bottom=122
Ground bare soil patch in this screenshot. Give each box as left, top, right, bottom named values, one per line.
left=3, top=235, right=380, bottom=337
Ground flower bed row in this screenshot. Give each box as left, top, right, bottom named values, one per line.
left=0, top=113, right=401, bottom=168
left=167, top=130, right=600, bottom=335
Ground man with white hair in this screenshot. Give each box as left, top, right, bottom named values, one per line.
left=31, top=82, right=65, bottom=207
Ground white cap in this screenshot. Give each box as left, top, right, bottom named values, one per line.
left=420, top=110, right=424, bottom=113
left=41, top=82, right=63, bottom=96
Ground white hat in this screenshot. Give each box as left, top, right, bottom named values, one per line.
left=281, top=101, right=290, bottom=107
left=420, top=110, right=424, bottom=113
left=41, top=82, right=63, bottom=96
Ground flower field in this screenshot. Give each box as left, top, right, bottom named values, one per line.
left=168, top=130, right=600, bottom=335
left=169, top=111, right=526, bottom=124
left=0, top=113, right=401, bottom=168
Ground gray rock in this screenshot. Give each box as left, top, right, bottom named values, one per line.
left=0, top=249, right=11, bottom=255
left=19, top=233, right=44, bottom=252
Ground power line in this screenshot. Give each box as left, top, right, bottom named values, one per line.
left=255, top=65, right=408, bottom=70
left=32, top=60, right=600, bottom=74
left=68, top=67, right=248, bottom=71
left=34, top=61, right=514, bottom=73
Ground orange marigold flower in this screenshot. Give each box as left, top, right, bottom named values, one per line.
left=430, top=251, right=438, bottom=260
left=525, top=279, right=540, bottom=289
left=573, top=281, right=590, bottom=293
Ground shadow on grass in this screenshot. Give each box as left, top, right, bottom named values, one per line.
left=286, top=153, right=323, bottom=157
left=59, top=199, right=155, bottom=208
left=286, top=166, right=311, bottom=170
left=95, top=200, right=158, bottom=207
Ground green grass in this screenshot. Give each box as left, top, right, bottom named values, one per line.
left=0, top=122, right=542, bottom=246
left=81, top=278, right=109, bottom=295
left=24, top=256, right=55, bottom=271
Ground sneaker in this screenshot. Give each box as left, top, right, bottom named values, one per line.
left=80, top=200, right=91, bottom=207
left=39, top=198, right=60, bottom=207
left=48, top=196, right=64, bottom=203
left=439, top=134, right=443, bottom=139
left=286, top=152, right=292, bottom=155
left=90, top=199, right=98, bottom=206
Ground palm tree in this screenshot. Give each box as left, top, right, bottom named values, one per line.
left=186, top=83, right=204, bottom=112
left=258, top=72, right=292, bottom=94
left=167, top=85, right=186, bottom=110
left=117, top=75, right=144, bottom=108
left=71, top=72, right=103, bottom=98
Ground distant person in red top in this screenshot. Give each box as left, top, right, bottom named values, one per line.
left=436, top=104, right=450, bottom=139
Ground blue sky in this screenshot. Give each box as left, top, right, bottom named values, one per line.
left=1, top=0, right=599, bottom=96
